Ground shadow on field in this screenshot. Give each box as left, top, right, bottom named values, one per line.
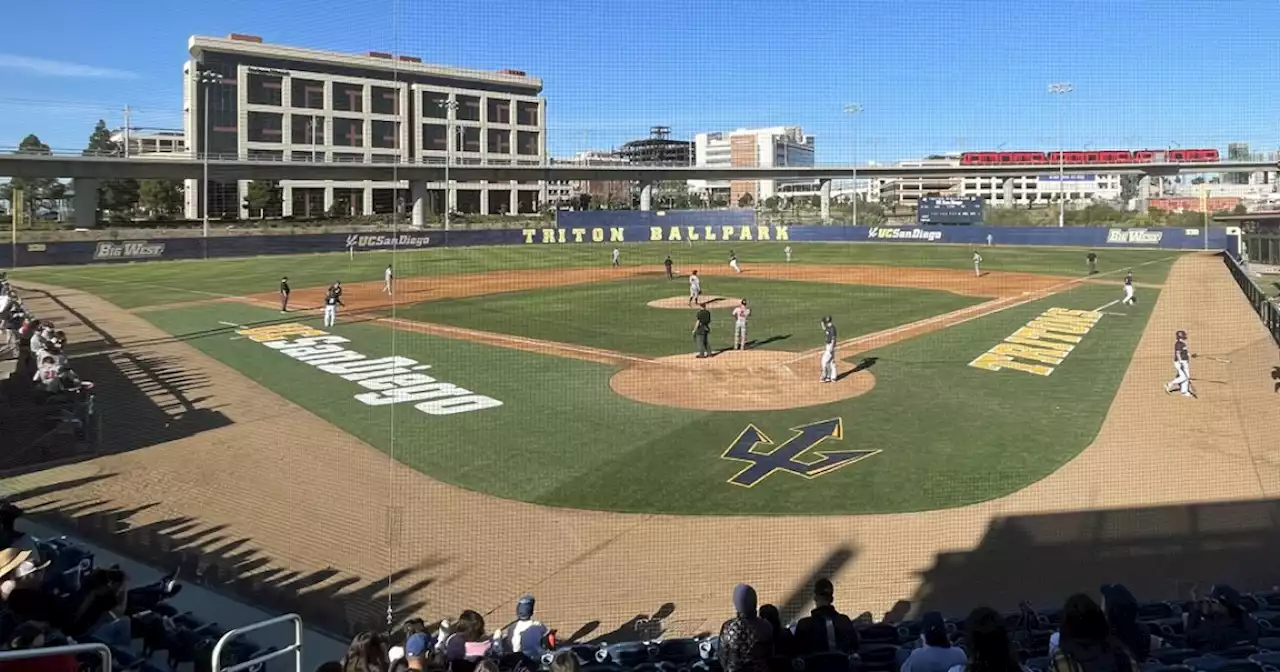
left=909, top=497, right=1280, bottom=615
left=4, top=472, right=436, bottom=640
left=837, top=357, right=878, bottom=380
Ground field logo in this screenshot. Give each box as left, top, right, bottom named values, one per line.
left=93, top=240, right=166, bottom=260
left=969, top=307, right=1102, bottom=377
left=1106, top=228, right=1163, bottom=245
left=867, top=227, right=943, bottom=242
left=721, top=418, right=878, bottom=488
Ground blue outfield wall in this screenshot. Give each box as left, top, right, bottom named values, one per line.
left=0, top=221, right=1233, bottom=267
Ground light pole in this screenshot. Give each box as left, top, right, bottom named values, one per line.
left=196, top=69, right=220, bottom=238
left=434, top=99, right=460, bottom=230
left=844, top=103, right=863, bottom=226
left=1048, top=82, right=1073, bottom=227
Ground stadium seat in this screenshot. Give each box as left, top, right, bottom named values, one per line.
left=1248, top=653, right=1280, bottom=671
left=858, top=624, right=902, bottom=646
left=797, top=652, right=852, bottom=672
left=852, top=644, right=898, bottom=672
left=657, top=639, right=702, bottom=664
left=1024, top=656, right=1050, bottom=672
left=1153, top=649, right=1202, bottom=665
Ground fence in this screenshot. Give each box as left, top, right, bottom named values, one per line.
left=1223, top=252, right=1280, bottom=346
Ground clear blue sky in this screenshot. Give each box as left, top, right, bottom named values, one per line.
left=1, top=0, right=1276, bottom=163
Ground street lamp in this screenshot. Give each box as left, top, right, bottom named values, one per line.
left=1048, top=82, right=1073, bottom=227
left=433, top=99, right=462, bottom=231
left=844, top=103, right=863, bottom=226
left=196, top=69, right=221, bottom=238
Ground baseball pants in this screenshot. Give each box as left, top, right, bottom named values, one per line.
left=734, top=323, right=748, bottom=349
left=1167, top=361, right=1191, bottom=394
left=323, top=305, right=337, bottom=327
left=1123, top=286, right=1135, bottom=304
left=820, top=346, right=837, bottom=381
left=730, top=260, right=741, bottom=273
left=694, top=331, right=709, bottom=357
left=281, top=292, right=290, bottom=311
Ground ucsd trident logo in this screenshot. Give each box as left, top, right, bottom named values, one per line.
left=720, top=418, right=879, bottom=487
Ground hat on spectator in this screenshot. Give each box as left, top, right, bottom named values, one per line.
left=404, top=633, right=429, bottom=658
left=0, top=547, right=48, bottom=581
left=1210, top=585, right=1242, bottom=608
left=516, top=594, right=536, bottom=620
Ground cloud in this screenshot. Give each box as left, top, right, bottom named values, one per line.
left=0, top=54, right=140, bottom=80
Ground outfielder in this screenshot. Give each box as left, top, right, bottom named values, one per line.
left=612, top=248, right=620, bottom=267
left=688, top=270, right=701, bottom=306
left=784, top=245, right=792, bottom=263
left=1122, top=269, right=1136, bottom=305
left=279, top=276, right=291, bottom=313
left=322, top=288, right=344, bottom=327
left=972, top=251, right=983, bottom=277
left=664, top=255, right=673, bottom=280
left=1164, top=330, right=1194, bottom=397
left=1087, top=251, right=1098, bottom=275
left=819, top=316, right=838, bottom=383
left=384, top=265, right=394, bottom=294
left=732, top=299, right=751, bottom=350
left=729, top=250, right=742, bottom=274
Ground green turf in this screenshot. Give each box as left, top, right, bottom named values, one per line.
left=140, top=278, right=1156, bottom=515
left=393, top=275, right=986, bottom=357
left=12, top=242, right=1184, bottom=310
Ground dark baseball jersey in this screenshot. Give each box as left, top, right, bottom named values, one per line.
left=1174, top=339, right=1188, bottom=362
left=1124, top=275, right=1132, bottom=287
left=825, top=324, right=837, bottom=346
left=325, top=292, right=340, bottom=307
left=1087, top=252, right=1097, bottom=262
left=664, top=257, right=672, bottom=268
left=695, top=308, right=711, bottom=334
left=729, top=252, right=737, bottom=262
left=280, top=279, right=291, bottom=294
left=331, top=284, right=343, bottom=299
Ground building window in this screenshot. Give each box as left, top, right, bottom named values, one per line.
left=247, top=111, right=283, bottom=143
left=333, top=152, right=364, bottom=163
left=487, top=99, right=511, bottom=124
left=517, top=131, right=539, bottom=155
left=456, top=95, right=481, bottom=122
left=372, top=120, right=399, bottom=149
left=421, top=124, right=447, bottom=151
left=333, top=118, right=365, bottom=147
left=247, top=73, right=283, bottom=106
left=487, top=129, right=511, bottom=154
left=248, top=149, right=283, bottom=161
left=516, top=101, right=539, bottom=126
left=291, top=78, right=325, bottom=110
left=371, top=154, right=398, bottom=164
left=371, top=86, right=398, bottom=115
left=291, top=150, right=322, bottom=162
left=422, top=91, right=449, bottom=118
left=460, top=127, right=481, bottom=152
left=333, top=82, right=364, bottom=113
left=291, top=115, right=325, bottom=145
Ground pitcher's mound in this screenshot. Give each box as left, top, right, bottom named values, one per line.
left=648, top=296, right=743, bottom=310
left=610, top=350, right=875, bottom=411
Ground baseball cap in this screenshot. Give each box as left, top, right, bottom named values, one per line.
left=516, top=594, right=536, bottom=620
left=404, top=633, right=429, bottom=658
left=1210, top=585, right=1242, bottom=608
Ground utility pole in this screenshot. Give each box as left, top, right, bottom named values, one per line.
left=123, top=105, right=131, bottom=158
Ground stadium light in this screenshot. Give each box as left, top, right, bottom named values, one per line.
left=196, top=69, right=221, bottom=240
left=844, top=104, right=863, bottom=226
left=433, top=99, right=461, bottom=231
left=1047, top=83, right=1073, bottom=227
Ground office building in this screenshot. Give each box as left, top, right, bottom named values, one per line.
left=110, top=128, right=187, bottom=157
left=183, top=33, right=546, bottom=221
left=688, top=126, right=816, bottom=206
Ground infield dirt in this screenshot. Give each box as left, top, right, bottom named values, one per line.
left=5, top=255, right=1278, bottom=642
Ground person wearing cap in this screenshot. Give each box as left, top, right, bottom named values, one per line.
left=1184, top=585, right=1259, bottom=651
left=399, top=633, right=430, bottom=671
left=900, top=612, right=967, bottom=672
left=0, top=546, right=50, bottom=601
left=793, top=578, right=858, bottom=655
left=500, top=594, right=549, bottom=660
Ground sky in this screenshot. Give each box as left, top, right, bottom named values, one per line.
left=1, top=0, right=1277, bottom=164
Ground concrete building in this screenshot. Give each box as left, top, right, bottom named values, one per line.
left=182, top=33, right=546, bottom=223
left=875, top=156, right=961, bottom=208
left=110, top=128, right=187, bottom=157
left=546, top=150, right=632, bottom=208
left=688, top=126, right=816, bottom=206
left=958, top=173, right=1124, bottom=206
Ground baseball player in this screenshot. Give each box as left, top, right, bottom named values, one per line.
left=784, top=245, right=792, bottom=263
left=612, top=248, right=620, bottom=267
left=1122, top=269, right=1136, bottom=305
left=664, top=255, right=674, bottom=280
left=384, top=265, right=394, bottom=294
left=729, top=250, right=742, bottom=274
left=330, top=280, right=344, bottom=301
left=732, top=299, right=751, bottom=350
left=1164, top=330, right=1193, bottom=397
left=972, top=251, right=983, bottom=277
left=279, top=276, right=291, bottom=313
left=1086, top=251, right=1098, bottom=275
left=819, top=316, right=838, bottom=383
left=688, top=270, right=701, bottom=306
left=692, top=302, right=712, bottom=358
left=322, top=287, right=344, bottom=327
left=986, top=233, right=993, bottom=247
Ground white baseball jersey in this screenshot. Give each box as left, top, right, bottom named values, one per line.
left=690, top=275, right=701, bottom=293
left=385, top=268, right=393, bottom=281
left=733, top=305, right=751, bottom=325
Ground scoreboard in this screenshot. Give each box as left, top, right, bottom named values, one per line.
left=917, top=196, right=984, bottom=225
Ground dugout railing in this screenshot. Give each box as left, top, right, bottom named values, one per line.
left=1224, top=251, right=1280, bottom=346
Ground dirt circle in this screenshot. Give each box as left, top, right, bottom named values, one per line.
left=609, top=349, right=875, bottom=411
left=647, top=296, right=744, bottom=310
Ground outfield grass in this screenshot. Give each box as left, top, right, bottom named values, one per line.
left=12, top=242, right=1183, bottom=310
left=140, top=278, right=1156, bottom=515
left=395, top=275, right=986, bottom=356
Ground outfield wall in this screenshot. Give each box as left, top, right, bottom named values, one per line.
left=0, top=222, right=1233, bottom=267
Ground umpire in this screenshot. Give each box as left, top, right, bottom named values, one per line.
left=693, top=302, right=712, bottom=358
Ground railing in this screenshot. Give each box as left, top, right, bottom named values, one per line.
left=0, top=643, right=112, bottom=671
left=1223, top=251, right=1280, bottom=346
left=211, top=614, right=304, bottom=672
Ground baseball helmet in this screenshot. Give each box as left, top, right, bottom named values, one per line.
left=1176, top=330, right=1187, bottom=339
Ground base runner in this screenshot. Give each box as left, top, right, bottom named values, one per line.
left=688, top=270, right=701, bottom=306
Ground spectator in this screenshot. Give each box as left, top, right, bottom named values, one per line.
left=1099, top=585, right=1160, bottom=661
left=717, top=584, right=773, bottom=672
left=317, top=663, right=345, bottom=672
left=1049, top=594, right=1139, bottom=672
left=901, top=612, right=967, bottom=672
left=389, top=619, right=429, bottom=661
left=794, top=579, right=858, bottom=654
left=442, top=610, right=492, bottom=662
left=1184, top=585, right=1260, bottom=651
left=32, top=356, right=60, bottom=395
left=401, top=634, right=430, bottom=671
left=0, top=553, right=50, bottom=601
left=758, top=604, right=795, bottom=657
left=343, top=631, right=391, bottom=672
left=501, top=594, right=549, bottom=659
left=949, top=607, right=1025, bottom=672
left=66, top=567, right=128, bottom=641
left=473, top=661, right=499, bottom=672
left=549, top=652, right=579, bottom=672
left=0, top=622, right=76, bottom=672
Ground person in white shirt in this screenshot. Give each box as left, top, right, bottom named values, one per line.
left=29, top=322, right=50, bottom=354
left=784, top=246, right=793, bottom=262
left=688, top=270, right=701, bottom=306
left=972, top=252, right=983, bottom=277
left=384, top=265, right=394, bottom=294
left=732, top=300, right=751, bottom=350
left=611, top=248, right=620, bottom=267
left=32, top=356, right=62, bottom=394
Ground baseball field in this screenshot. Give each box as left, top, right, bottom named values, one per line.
left=4, top=239, right=1279, bottom=639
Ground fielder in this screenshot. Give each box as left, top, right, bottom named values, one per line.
left=664, top=255, right=674, bottom=280
left=729, top=250, right=742, bottom=274
left=819, top=316, right=838, bottom=382
left=732, top=299, right=751, bottom=350
left=322, top=288, right=344, bottom=327
left=1087, top=251, right=1098, bottom=275
left=1122, top=269, right=1136, bottom=305
left=384, top=265, right=394, bottom=294
left=784, top=245, right=792, bottom=263
left=972, top=251, right=983, bottom=277
left=612, top=248, right=620, bottom=267
left=279, top=276, right=291, bottom=313
left=1164, top=330, right=1194, bottom=397
left=688, top=270, right=702, bottom=306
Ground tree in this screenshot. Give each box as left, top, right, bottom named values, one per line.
left=0, top=135, right=66, bottom=217
left=1231, top=203, right=1248, bottom=215
left=84, top=119, right=140, bottom=221
left=737, top=193, right=754, bottom=208
left=1119, top=175, right=1141, bottom=204
left=246, top=180, right=281, bottom=218
left=138, top=180, right=185, bottom=219
left=763, top=195, right=780, bottom=211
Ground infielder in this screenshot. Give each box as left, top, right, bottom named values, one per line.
left=664, top=255, right=674, bottom=280
left=612, top=248, right=620, bottom=267
left=784, top=245, right=792, bottom=263
left=729, top=250, right=742, bottom=274
left=688, top=270, right=701, bottom=306
left=819, top=316, right=838, bottom=383
left=384, top=265, right=394, bottom=294
left=1164, top=330, right=1193, bottom=397
left=1122, top=270, right=1136, bottom=305
left=322, top=288, right=344, bottom=327
left=972, top=251, right=983, bottom=277
left=279, top=276, right=291, bottom=313
left=1087, top=251, right=1098, bottom=275
left=732, top=299, right=751, bottom=350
